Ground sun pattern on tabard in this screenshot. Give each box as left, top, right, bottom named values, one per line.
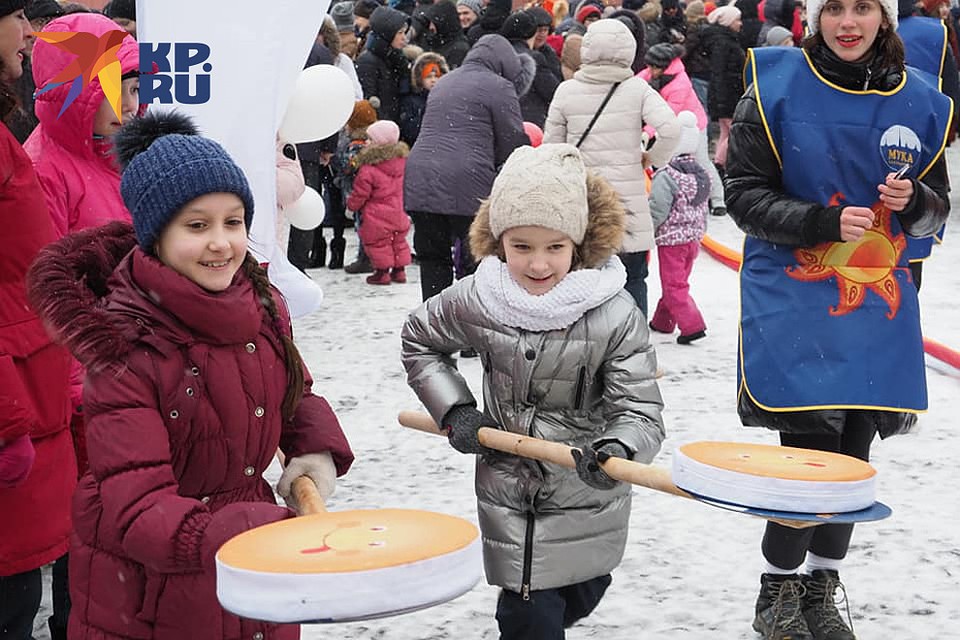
left=786, top=192, right=906, bottom=320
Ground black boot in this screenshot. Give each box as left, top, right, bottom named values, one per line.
left=802, top=570, right=856, bottom=640
left=753, top=573, right=814, bottom=640
left=328, top=237, right=346, bottom=269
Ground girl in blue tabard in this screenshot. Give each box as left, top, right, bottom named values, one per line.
left=725, top=0, right=951, bottom=636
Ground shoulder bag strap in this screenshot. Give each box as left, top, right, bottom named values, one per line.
left=575, top=81, right=622, bottom=148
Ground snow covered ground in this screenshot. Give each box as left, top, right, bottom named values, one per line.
left=34, top=147, right=960, bottom=639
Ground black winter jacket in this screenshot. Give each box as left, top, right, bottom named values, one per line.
left=356, top=33, right=411, bottom=122
left=724, top=43, right=951, bottom=437
left=701, top=24, right=745, bottom=120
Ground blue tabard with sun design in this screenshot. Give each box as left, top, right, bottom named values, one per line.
left=898, top=16, right=950, bottom=261
left=738, top=47, right=952, bottom=413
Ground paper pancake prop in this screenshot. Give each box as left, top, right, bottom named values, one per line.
left=398, top=411, right=891, bottom=529
left=672, top=441, right=876, bottom=513
left=216, top=477, right=482, bottom=623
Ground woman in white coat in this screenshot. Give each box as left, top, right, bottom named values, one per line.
left=544, top=18, right=681, bottom=315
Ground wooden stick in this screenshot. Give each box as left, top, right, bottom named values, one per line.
left=398, top=410, right=822, bottom=529
left=398, top=410, right=689, bottom=499
left=291, top=476, right=327, bottom=515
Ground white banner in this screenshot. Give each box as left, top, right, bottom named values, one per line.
left=137, top=0, right=329, bottom=317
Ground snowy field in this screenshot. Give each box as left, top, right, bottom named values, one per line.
left=34, top=147, right=960, bottom=638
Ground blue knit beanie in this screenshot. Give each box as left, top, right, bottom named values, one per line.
left=114, top=111, right=255, bottom=252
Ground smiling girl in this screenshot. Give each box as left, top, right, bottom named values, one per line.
left=27, top=111, right=354, bottom=640
left=724, top=0, right=951, bottom=637
left=402, top=144, right=665, bottom=639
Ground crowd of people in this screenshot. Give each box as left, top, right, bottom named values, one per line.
left=1, top=0, right=955, bottom=638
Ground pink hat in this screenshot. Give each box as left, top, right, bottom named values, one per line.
left=367, top=120, right=400, bottom=145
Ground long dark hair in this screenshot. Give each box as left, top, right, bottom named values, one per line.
left=802, top=24, right=906, bottom=71
left=0, top=60, right=19, bottom=122
left=241, top=253, right=306, bottom=423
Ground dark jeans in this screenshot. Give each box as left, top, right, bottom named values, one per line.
left=0, top=555, right=68, bottom=640
left=410, top=211, right=477, bottom=302
left=761, top=417, right=878, bottom=570
left=496, top=574, right=612, bottom=640
left=0, top=567, right=40, bottom=639
left=620, top=251, right=649, bottom=317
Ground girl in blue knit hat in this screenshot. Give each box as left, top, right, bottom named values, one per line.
left=27, top=111, right=355, bottom=640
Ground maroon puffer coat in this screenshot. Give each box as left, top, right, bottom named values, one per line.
left=27, top=222, right=354, bottom=640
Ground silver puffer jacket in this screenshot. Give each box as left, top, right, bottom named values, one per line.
left=401, top=280, right=665, bottom=593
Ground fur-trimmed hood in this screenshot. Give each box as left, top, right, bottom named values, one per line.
left=464, top=34, right=537, bottom=97
left=410, top=51, right=450, bottom=92
left=26, top=222, right=141, bottom=373
left=469, top=172, right=625, bottom=269
left=353, top=141, right=410, bottom=168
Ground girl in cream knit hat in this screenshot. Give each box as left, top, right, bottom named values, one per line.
left=402, top=143, right=665, bottom=639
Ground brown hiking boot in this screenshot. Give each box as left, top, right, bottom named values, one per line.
left=802, top=570, right=856, bottom=640
left=753, top=573, right=814, bottom=640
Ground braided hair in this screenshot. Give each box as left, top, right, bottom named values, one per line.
left=241, top=254, right=305, bottom=423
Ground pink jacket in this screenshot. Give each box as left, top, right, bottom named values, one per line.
left=638, top=58, right=708, bottom=131
left=346, top=142, right=411, bottom=257
left=23, top=13, right=142, bottom=237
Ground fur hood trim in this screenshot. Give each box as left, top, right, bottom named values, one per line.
left=411, top=51, right=450, bottom=92
left=321, top=16, right=343, bottom=57
left=515, top=52, right=537, bottom=97
left=469, top=172, right=625, bottom=269
left=354, top=141, right=410, bottom=167
left=26, top=221, right=139, bottom=373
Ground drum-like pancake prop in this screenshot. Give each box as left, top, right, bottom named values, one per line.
left=398, top=411, right=891, bottom=529
left=216, top=476, right=482, bottom=623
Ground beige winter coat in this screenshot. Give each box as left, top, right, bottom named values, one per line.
left=544, top=20, right=681, bottom=252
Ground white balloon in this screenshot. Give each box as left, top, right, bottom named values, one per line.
left=279, top=65, right=355, bottom=143
left=285, top=186, right=325, bottom=230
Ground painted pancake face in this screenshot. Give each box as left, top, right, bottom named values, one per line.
left=217, top=509, right=479, bottom=574
left=678, top=442, right=877, bottom=482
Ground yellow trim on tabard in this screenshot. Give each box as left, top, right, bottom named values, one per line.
left=678, top=441, right=876, bottom=481
left=800, top=49, right=907, bottom=95
left=736, top=323, right=927, bottom=413
left=746, top=50, right=782, bottom=169
left=917, top=94, right=953, bottom=181
left=935, top=21, right=947, bottom=88
left=217, top=509, right=479, bottom=574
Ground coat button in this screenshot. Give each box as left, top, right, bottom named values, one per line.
left=245, top=343, right=256, bottom=353
left=244, top=466, right=255, bottom=477
left=186, top=387, right=194, bottom=397
left=169, top=410, right=179, bottom=419
left=254, top=406, right=264, bottom=417
left=525, top=349, right=536, bottom=361
left=200, top=496, right=210, bottom=504
left=253, top=633, right=264, bottom=640
left=190, top=366, right=200, bottom=376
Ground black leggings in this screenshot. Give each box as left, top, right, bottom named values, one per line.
left=761, top=414, right=878, bottom=570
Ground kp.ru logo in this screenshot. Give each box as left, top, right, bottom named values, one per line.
left=33, top=29, right=212, bottom=121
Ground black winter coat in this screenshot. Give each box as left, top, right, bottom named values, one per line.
left=422, top=1, right=471, bottom=68
left=510, top=41, right=561, bottom=128
left=356, top=33, right=411, bottom=122
left=724, top=43, right=951, bottom=438
left=701, top=24, right=744, bottom=120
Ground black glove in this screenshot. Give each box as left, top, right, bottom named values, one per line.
left=442, top=405, right=488, bottom=455
left=572, top=441, right=630, bottom=490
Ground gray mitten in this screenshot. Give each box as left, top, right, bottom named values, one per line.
left=572, top=441, right=630, bottom=490
left=442, top=405, right=487, bottom=454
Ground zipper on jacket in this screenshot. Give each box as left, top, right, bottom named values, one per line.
left=574, top=366, right=586, bottom=410
left=521, top=511, right=535, bottom=601
left=862, top=67, right=872, bottom=91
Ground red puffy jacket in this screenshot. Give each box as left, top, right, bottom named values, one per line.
left=28, top=223, right=354, bottom=639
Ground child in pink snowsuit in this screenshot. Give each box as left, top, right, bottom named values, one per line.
left=648, top=111, right=708, bottom=344
left=346, top=120, right=412, bottom=285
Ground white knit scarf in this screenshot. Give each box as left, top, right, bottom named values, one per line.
left=473, top=255, right=627, bottom=331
